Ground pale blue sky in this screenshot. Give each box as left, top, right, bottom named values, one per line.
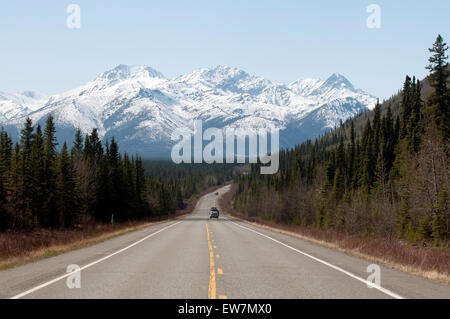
left=0, top=0, right=449, bottom=99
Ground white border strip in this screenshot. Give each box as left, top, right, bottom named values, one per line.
left=227, top=218, right=404, bottom=299
left=10, top=221, right=182, bottom=299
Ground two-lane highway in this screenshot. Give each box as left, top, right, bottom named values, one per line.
left=0, top=185, right=449, bottom=299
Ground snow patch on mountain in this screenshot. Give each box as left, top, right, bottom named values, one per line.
left=0, top=91, right=48, bottom=121
left=0, top=65, right=377, bottom=156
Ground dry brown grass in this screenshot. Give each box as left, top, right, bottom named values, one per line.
left=0, top=183, right=226, bottom=271
left=219, top=184, right=450, bottom=285
left=0, top=221, right=161, bottom=270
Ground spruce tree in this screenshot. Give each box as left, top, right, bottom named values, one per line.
left=42, top=115, right=58, bottom=227
left=20, top=118, right=34, bottom=227
left=400, top=76, right=412, bottom=139
left=83, top=133, right=93, bottom=160
left=361, top=119, right=374, bottom=194
left=8, top=144, right=22, bottom=228
left=332, top=135, right=346, bottom=200
left=56, top=142, right=80, bottom=227
left=89, top=128, right=104, bottom=161
left=0, top=129, right=11, bottom=230
left=0, top=129, right=12, bottom=176
left=95, top=155, right=112, bottom=222
left=71, top=128, right=84, bottom=159
left=135, top=156, right=147, bottom=215
left=325, top=152, right=335, bottom=189
left=348, top=121, right=356, bottom=190
left=31, top=125, right=45, bottom=225
left=426, top=34, right=449, bottom=139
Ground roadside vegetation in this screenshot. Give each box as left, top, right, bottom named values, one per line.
left=0, top=119, right=238, bottom=231
left=221, top=185, right=449, bottom=284
left=0, top=115, right=238, bottom=268
left=230, top=35, right=449, bottom=281
left=0, top=183, right=226, bottom=270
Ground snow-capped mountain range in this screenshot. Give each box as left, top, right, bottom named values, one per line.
left=0, top=65, right=376, bottom=157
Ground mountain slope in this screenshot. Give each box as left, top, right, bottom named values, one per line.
left=0, top=91, right=48, bottom=122
left=0, top=65, right=377, bottom=157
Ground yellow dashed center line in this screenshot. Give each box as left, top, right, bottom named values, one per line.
left=206, top=223, right=216, bottom=299
left=217, top=268, right=223, bottom=275
left=216, top=254, right=220, bottom=259
left=219, top=295, right=228, bottom=299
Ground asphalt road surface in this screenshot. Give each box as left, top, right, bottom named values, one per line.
left=0, top=185, right=448, bottom=299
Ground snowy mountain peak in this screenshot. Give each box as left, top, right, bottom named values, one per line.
left=97, top=64, right=166, bottom=82
left=176, top=65, right=271, bottom=94
left=0, top=65, right=377, bottom=157
left=322, top=73, right=354, bottom=90
left=202, top=65, right=249, bottom=80
left=288, top=78, right=324, bottom=96
left=181, top=65, right=250, bottom=84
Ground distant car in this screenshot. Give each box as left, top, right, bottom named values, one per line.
left=210, top=207, right=219, bottom=219
left=215, top=192, right=219, bottom=195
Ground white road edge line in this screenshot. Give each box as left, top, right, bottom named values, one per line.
left=226, top=217, right=404, bottom=299
left=10, top=221, right=183, bottom=299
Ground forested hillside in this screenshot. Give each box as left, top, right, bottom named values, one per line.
left=233, top=35, right=449, bottom=246
left=142, top=161, right=242, bottom=200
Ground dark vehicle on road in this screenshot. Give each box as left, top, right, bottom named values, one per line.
left=210, top=207, right=219, bottom=219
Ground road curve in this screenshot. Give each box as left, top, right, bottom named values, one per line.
left=0, top=185, right=448, bottom=299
